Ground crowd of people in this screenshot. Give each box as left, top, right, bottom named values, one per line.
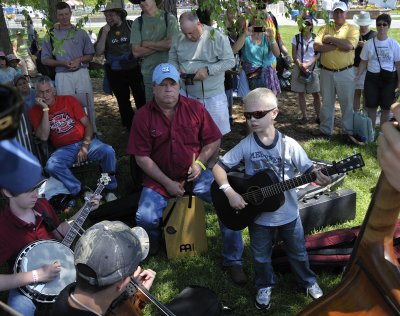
left=1, top=0, right=400, bottom=314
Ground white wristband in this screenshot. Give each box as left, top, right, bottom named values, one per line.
left=32, top=270, right=39, bottom=284
left=219, top=184, right=231, bottom=193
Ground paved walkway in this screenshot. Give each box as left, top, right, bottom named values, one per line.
left=276, top=15, right=400, bottom=28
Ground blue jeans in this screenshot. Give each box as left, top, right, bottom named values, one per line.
left=249, top=216, right=316, bottom=289
left=45, top=139, right=117, bottom=196
left=136, top=169, right=214, bottom=243
left=8, top=289, right=36, bottom=316
left=219, top=221, right=244, bottom=267
left=136, top=170, right=243, bottom=266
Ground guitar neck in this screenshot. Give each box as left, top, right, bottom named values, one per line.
left=261, top=167, right=335, bottom=198
left=61, top=184, right=105, bottom=248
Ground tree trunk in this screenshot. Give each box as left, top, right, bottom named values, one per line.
left=48, top=0, right=63, bottom=25
left=159, top=0, right=177, bottom=17
left=0, top=4, right=12, bottom=54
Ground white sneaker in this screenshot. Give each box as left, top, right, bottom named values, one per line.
left=307, top=282, right=323, bottom=300
left=255, top=287, right=272, bottom=310
left=105, top=192, right=117, bottom=202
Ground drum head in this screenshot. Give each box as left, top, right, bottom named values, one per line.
left=15, top=240, right=75, bottom=303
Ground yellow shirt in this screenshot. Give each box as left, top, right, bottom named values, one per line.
left=315, top=22, right=359, bottom=70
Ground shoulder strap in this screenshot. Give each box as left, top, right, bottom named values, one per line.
left=126, top=19, right=133, bottom=32
left=138, top=11, right=144, bottom=33
left=48, top=28, right=55, bottom=58
left=295, top=33, right=300, bottom=51
left=280, top=133, right=286, bottom=181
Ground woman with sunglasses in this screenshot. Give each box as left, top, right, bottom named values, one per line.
left=232, top=14, right=281, bottom=96
left=355, top=13, right=400, bottom=130
left=290, top=15, right=321, bottom=124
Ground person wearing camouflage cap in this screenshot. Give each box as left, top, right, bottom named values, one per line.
left=52, top=220, right=156, bottom=315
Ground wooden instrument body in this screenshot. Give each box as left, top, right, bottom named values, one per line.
left=298, top=175, right=400, bottom=315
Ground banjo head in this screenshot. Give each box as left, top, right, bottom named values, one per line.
left=14, top=240, right=76, bottom=303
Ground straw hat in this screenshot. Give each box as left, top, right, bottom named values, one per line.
left=353, top=11, right=372, bottom=26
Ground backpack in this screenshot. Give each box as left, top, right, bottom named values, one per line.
left=36, top=29, right=56, bottom=80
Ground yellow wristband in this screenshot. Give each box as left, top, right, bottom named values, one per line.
left=42, top=108, right=49, bottom=112
left=195, top=160, right=206, bottom=170
left=82, top=140, right=90, bottom=145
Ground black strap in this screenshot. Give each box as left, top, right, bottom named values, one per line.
left=35, top=200, right=58, bottom=232
left=373, top=38, right=395, bottom=72
left=280, top=133, right=286, bottom=181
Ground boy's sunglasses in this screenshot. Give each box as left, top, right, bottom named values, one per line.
left=304, top=21, right=312, bottom=26
left=243, top=108, right=276, bottom=120
left=376, top=23, right=388, bottom=27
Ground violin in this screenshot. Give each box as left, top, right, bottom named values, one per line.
left=298, top=173, right=400, bottom=315
left=106, top=278, right=176, bottom=316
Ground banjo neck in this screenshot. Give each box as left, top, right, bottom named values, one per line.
left=61, top=181, right=107, bottom=248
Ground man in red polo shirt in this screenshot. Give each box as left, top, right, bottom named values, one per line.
left=128, top=63, right=222, bottom=254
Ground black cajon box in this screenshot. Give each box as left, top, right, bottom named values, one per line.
left=299, top=188, right=356, bottom=234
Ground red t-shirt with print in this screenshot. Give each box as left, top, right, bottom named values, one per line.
left=29, top=96, right=87, bottom=148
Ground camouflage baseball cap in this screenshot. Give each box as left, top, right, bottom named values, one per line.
left=74, top=221, right=150, bottom=287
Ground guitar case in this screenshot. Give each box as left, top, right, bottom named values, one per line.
left=299, top=188, right=356, bottom=234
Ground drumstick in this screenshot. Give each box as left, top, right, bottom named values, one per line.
left=0, top=301, right=23, bottom=316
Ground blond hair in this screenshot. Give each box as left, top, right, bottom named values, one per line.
left=243, top=88, right=278, bottom=109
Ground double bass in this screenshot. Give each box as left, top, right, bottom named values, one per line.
left=298, top=174, right=400, bottom=314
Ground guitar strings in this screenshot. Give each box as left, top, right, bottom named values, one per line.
left=240, top=169, right=322, bottom=203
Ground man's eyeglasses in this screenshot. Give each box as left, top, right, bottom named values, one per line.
left=376, top=23, right=388, bottom=27
left=304, top=21, right=312, bottom=26
left=243, top=108, right=276, bottom=120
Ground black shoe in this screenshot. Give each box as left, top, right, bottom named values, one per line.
left=226, top=265, right=247, bottom=286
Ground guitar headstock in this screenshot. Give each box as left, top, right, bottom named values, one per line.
left=98, top=173, right=111, bottom=186
left=332, top=153, right=365, bottom=174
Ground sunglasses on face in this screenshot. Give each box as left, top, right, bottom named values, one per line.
left=376, top=23, right=388, bottom=27
left=304, top=21, right=312, bottom=26
left=243, top=108, right=276, bottom=120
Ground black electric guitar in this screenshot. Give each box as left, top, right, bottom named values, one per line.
left=211, top=154, right=364, bottom=231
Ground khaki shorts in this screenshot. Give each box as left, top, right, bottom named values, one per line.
left=291, top=64, right=320, bottom=94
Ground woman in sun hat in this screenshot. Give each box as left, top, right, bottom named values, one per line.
left=353, top=11, right=376, bottom=111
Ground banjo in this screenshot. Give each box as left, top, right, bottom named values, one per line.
left=13, top=173, right=111, bottom=304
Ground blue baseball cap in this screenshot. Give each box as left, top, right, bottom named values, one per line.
left=152, top=63, right=180, bottom=85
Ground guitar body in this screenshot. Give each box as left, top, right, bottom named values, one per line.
left=211, top=170, right=285, bottom=231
